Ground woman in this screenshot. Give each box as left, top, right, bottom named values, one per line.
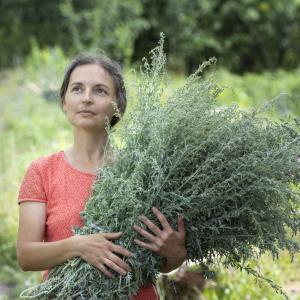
left=17, top=54, right=187, bottom=299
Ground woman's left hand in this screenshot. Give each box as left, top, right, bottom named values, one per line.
left=133, top=207, right=187, bottom=271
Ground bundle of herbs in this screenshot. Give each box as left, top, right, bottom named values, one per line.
left=21, top=36, right=300, bottom=299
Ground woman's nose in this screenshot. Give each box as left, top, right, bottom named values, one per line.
left=82, top=90, right=93, bottom=103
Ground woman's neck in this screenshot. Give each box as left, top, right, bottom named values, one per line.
left=65, top=128, right=110, bottom=173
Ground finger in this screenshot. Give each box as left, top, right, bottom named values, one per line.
left=103, top=257, right=128, bottom=276
left=178, top=216, right=186, bottom=237
left=133, top=224, right=157, bottom=243
left=151, top=207, right=172, bottom=231
left=98, top=263, right=115, bottom=279
left=134, top=238, right=158, bottom=252
left=111, top=244, right=133, bottom=257
left=107, top=252, right=131, bottom=272
left=138, top=215, right=161, bottom=236
left=102, top=232, right=122, bottom=240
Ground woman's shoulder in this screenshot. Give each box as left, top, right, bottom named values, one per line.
left=29, top=151, right=64, bottom=172
left=18, top=152, right=65, bottom=202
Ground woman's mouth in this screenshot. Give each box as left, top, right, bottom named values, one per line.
left=78, top=110, right=96, bottom=116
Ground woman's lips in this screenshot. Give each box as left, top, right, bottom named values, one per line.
left=78, top=110, right=96, bottom=116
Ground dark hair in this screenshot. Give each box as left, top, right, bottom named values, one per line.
left=60, top=54, right=127, bottom=127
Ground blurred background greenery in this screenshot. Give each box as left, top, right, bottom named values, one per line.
left=0, top=0, right=300, bottom=299
left=2, top=0, right=300, bottom=74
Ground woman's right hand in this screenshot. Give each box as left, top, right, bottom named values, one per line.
left=73, top=232, right=133, bottom=279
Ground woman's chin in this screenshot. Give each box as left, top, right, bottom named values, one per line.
left=73, top=122, right=107, bottom=132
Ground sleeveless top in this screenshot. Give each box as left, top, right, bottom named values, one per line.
left=18, top=151, right=159, bottom=299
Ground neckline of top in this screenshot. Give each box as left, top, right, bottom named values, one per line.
left=60, top=151, right=97, bottom=176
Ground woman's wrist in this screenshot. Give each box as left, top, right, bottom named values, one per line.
left=168, top=247, right=187, bottom=266
left=67, top=235, right=83, bottom=258
left=161, top=247, right=187, bottom=273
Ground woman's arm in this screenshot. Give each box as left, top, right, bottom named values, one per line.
left=17, top=202, right=132, bottom=278
left=133, top=207, right=187, bottom=273
left=17, top=202, right=77, bottom=271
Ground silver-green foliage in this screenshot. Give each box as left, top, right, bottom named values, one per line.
left=20, top=35, right=300, bottom=299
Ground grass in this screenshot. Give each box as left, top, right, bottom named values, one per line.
left=0, top=47, right=299, bottom=299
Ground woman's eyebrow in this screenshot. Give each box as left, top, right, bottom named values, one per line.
left=70, top=82, right=110, bottom=90
left=70, top=82, right=84, bottom=86
left=94, top=83, right=110, bottom=90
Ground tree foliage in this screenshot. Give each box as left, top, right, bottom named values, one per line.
left=59, top=0, right=147, bottom=65
left=1, top=0, right=300, bottom=72
left=134, top=0, right=300, bottom=72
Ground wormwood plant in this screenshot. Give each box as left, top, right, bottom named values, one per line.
left=21, top=35, right=300, bottom=299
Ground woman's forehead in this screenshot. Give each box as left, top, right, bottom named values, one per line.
left=69, top=64, right=114, bottom=87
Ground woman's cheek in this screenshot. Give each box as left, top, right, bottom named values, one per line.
left=67, top=113, right=78, bottom=127
left=101, top=101, right=116, bottom=119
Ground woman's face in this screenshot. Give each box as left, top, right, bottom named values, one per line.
left=63, top=64, right=117, bottom=131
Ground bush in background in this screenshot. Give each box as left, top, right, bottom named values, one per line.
left=2, top=0, right=300, bottom=73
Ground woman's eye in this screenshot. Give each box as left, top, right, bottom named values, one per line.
left=96, top=88, right=107, bottom=95
left=71, top=86, right=82, bottom=93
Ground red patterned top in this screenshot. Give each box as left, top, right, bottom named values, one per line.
left=18, top=151, right=159, bottom=299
